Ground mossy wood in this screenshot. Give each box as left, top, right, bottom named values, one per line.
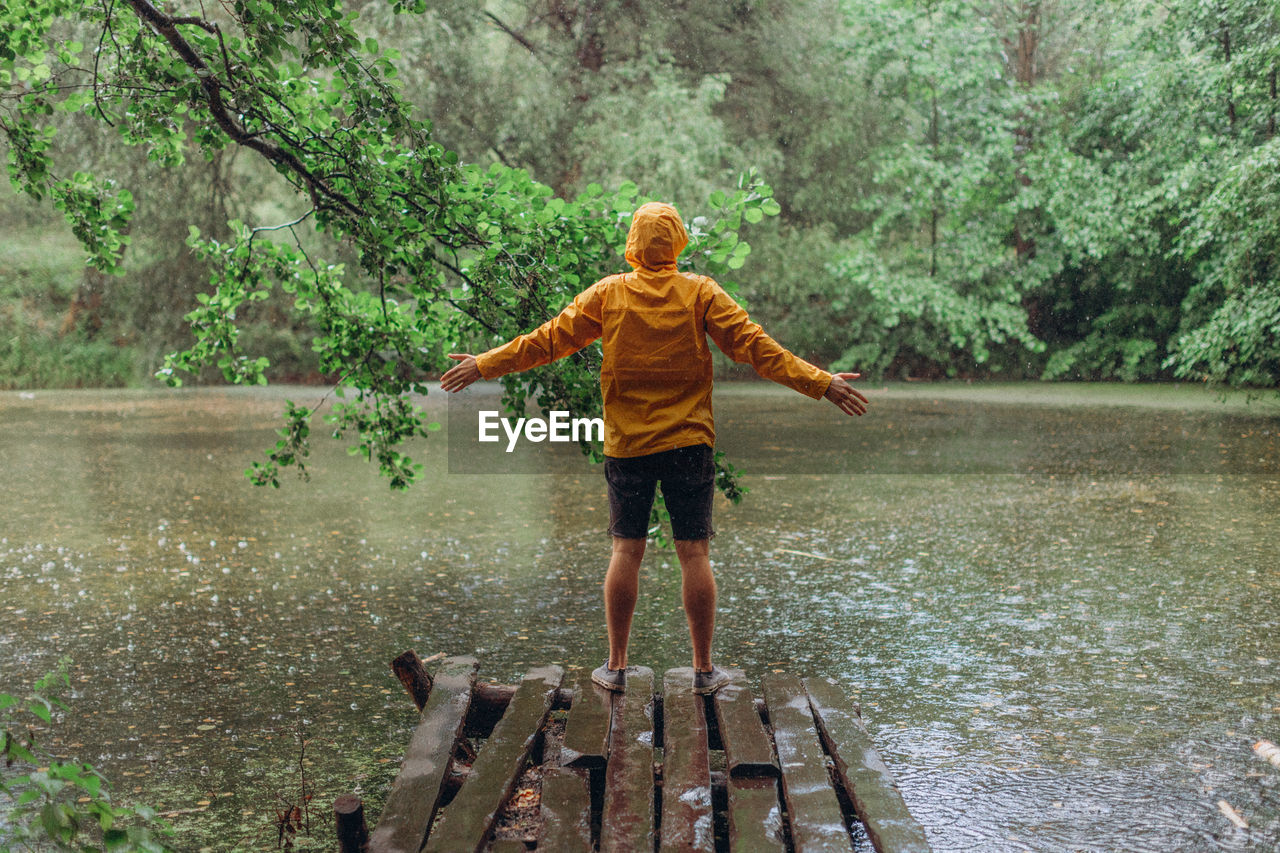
left=560, top=667, right=612, bottom=769
left=422, top=665, right=563, bottom=852
left=805, top=677, right=931, bottom=853
left=601, top=666, right=656, bottom=853
left=538, top=767, right=593, bottom=851
left=357, top=655, right=929, bottom=852
left=712, top=669, right=777, bottom=777
left=660, top=667, right=714, bottom=851
left=366, top=655, right=477, bottom=853
left=761, top=672, right=855, bottom=852
left=727, top=775, right=788, bottom=852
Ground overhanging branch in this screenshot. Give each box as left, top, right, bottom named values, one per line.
left=122, top=0, right=364, bottom=219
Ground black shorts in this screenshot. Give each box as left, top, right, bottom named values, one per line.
left=605, top=444, right=715, bottom=540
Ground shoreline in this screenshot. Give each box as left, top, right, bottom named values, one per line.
left=4, top=378, right=1277, bottom=416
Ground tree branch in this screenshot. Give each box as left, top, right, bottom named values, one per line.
left=169, top=15, right=217, bottom=34
left=121, top=0, right=364, bottom=219
left=483, top=11, right=538, bottom=55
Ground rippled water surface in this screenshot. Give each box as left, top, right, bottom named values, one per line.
left=2, top=383, right=1278, bottom=851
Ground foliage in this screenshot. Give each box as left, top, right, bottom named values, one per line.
left=1169, top=135, right=1280, bottom=386
left=0, top=0, right=781, bottom=495
left=1023, top=0, right=1280, bottom=388
left=2, top=0, right=1278, bottom=441
left=1, top=659, right=174, bottom=852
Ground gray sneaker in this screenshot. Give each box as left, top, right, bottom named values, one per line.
left=692, top=665, right=731, bottom=695
left=591, top=662, right=626, bottom=693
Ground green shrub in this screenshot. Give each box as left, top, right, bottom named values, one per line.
left=1, top=659, right=174, bottom=852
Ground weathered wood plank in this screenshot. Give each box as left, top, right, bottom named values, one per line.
left=423, top=665, right=563, bottom=853
left=561, top=667, right=612, bottom=769
left=712, top=670, right=777, bottom=777
left=804, top=678, right=931, bottom=853
left=761, top=673, right=852, bottom=852
left=539, top=767, right=593, bottom=852
left=601, top=666, right=655, bottom=853
left=368, top=656, right=478, bottom=853
left=727, top=776, right=786, bottom=852
left=660, top=667, right=714, bottom=852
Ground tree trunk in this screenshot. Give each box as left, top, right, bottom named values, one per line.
left=1221, top=22, right=1236, bottom=129
left=1004, top=1, right=1041, bottom=262
left=929, top=86, right=940, bottom=278
left=538, top=0, right=609, bottom=196
left=1268, top=66, right=1276, bottom=138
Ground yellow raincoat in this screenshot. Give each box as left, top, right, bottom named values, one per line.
left=475, top=202, right=832, bottom=457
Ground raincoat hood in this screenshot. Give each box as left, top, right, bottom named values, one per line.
left=624, top=202, right=689, bottom=272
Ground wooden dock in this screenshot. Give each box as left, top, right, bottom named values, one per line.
left=335, top=652, right=930, bottom=853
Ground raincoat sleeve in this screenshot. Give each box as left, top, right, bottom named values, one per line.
left=474, top=283, right=604, bottom=379
left=703, top=280, right=832, bottom=399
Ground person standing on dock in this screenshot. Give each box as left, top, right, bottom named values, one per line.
left=441, top=201, right=868, bottom=694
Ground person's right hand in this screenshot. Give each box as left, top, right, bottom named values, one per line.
left=440, top=353, right=481, bottom=392
left=823, top=372, right=869, bottom=416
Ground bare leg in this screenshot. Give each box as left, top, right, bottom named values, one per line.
left=675, top=538, right=715, bottom=672
left=604, top=537, right=645, bottom=669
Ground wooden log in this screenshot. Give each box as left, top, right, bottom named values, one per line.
left=539, top=768, right=593, bottom=852
left=334, top=794, right=368, bottom=853
left=761, top=673, right=852, bottom=852
left=727, top=776, right=786, bottom=852
left=659, top=668, right=714, bottom=852
left=712, top=671, right=777, bottom=777
left=423, top=665, right=564, bottom=853
left=391, top=650, right=435, bottom=711
left=465, top=682, right=519, bottom=739
left=804, top=678, right=930, bottom=853
left=561, top=667, right=613, bottom=769
left=601, top=666, right=655, bottom=853
left=367, top=656, right=478, bottom=853
left=552, top=685, right=574, bottom=711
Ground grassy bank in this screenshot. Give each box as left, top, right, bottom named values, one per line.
left=0, top=225, right=139, bottom=390
left=868, top=380, right=1280, bottom=415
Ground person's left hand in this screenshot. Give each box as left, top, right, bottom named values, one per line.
left=823, top=372, right=869, bottom=416
left=440, top=353, right=481, bottom=392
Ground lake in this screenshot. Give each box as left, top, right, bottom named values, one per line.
left=1, top=382, right=1277, bottom=851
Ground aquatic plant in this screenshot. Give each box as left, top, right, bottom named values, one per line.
left=1, top=658, right=174, bottom=852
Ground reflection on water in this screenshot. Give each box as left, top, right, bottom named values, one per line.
left=1, top=384, right=1278, bottom=851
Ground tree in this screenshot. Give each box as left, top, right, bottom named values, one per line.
left=1028, top=0, right=1280, bottom=386
left=824, top=0, right=1047, bottom=378
left=1, top=0, right=776, bottom=489
left=1160, top=0, right=1280, bottom=387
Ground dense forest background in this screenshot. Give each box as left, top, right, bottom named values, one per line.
left=2, top=0, right=1278, bottom=391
